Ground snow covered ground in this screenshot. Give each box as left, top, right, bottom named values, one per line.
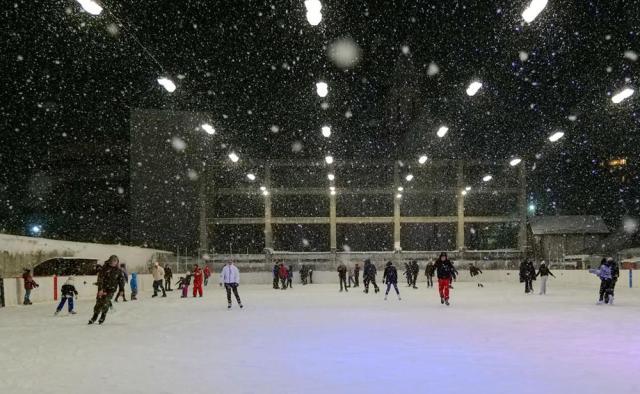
left=1, top=281, right=639, bottom=394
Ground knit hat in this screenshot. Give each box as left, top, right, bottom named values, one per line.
left=65, top=277, right=75, bottom=285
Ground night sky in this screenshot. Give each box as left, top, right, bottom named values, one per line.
left=2, top=0, right=639, bottom=250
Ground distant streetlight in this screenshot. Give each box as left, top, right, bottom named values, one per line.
left=465, top=186, right=472, bottom=191
left=466, top=81, right=483, bottom=96
left=325, top=155, right=334, bottom=164
left=437, top=126, right=449, bottom=138
left=528, top=203, right=536, bottom=212
left=316, top=82, right=328, bottom=97
left=461, top=190, right=468, bottom=196
left=418, top=155, right=428, bottom=164
left=611, top=88, right=635, bottom=104
left=305, top=0, right=322, bottom=25
left=228, top=152, right=239, bottom=163
left=76, top=0, right=103, bottom=15
left=321, top=126, right=331, bottom=138
left=157, top=77, right=176, bottom=93
left=548, top=131, right=564, bottom=142
left=201, top=123, right=215, bottom=135
left=30, top=225, right=42, bottom=236
left=509, top=158, right=522, bottom=167
left=327, top=173, right=335, bottom=181
left=396, top=193, right=402, bottom=199
left=247, top=173, right=256, bottom=181
left=330, top=189, right=336, bottom=196
left=482, top=175, right=493, bottom=182
left=260, top=186, right=267, bottom=191
left=262, top=190, right=269, bottom=196
left=405, top=174, right=414, bottom=182
left=397, top=186, right=404, bottom=192
left=522, top=0, right=548, bottom=23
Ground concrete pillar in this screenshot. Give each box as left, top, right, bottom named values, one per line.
left=518, top=162, right=528, bottom=255
left=264, top=166, right=273, bottom=250
left=330, top=192, right=337, bottom=252
left=198, top=176, right=209, bottom=255
left=456, top=162, right=465, bottom=251
left=393, top=162, right=401, bottom=251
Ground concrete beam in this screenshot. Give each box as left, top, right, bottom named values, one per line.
left=212, top=187, right=522, bottom=196
left=211, top=216, right=521, bottom=225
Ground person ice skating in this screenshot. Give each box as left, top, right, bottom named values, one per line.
left=404, top=262, right=411, bottom=286
left=536, top=262, right=555, bottom=295
left=176, top=273, right=192, bottom=298
left=337, top=263, right=348, bottom=292
left=434, top=252, right=455, bottom=306
left=449, top=265, right=459, bottom=289
left=519, top=260, right=536, bottom=294
left=278, top=263, right=289, bottom=290
left=22, top=269, right=39, bottom=305
left=55, top=277, right=78, bottom=315
left=89, top=255, right=121, bottom=325
left=203, top=265, right=211, bottom=286
left=164, top=264, right=173, bottom=291
left=287, top=266, right=293, bottom=288
left=469, top=263, right=483, bottom=287
left=363, top=259, right=380, bottom=294
left=309, top=266, right=314, bottom=284
left=383, top=261, right=401, bottom=301
left=590, top=259, right=614, bottom=305
left=193, top=264, right=204, bottom=297
left=424, top=262, right=435, bottom=288
left=114, top=263, right=128, bottom=302
left=410, top=260, right=419, bottom=289
left=353, top=263, right=360, bottom=287
left=151, top=262, right=167, bottom=298
left=130, top=272, right=138, bottom=300
left=219, top=261, right=243, bottom=309
left=300, top=265, right=308, bottom=285
left=348, top=268, right=355, bottom=288
left=272, top=263, right=280, bottom=289
left=608, top=257, right=619, bottom=304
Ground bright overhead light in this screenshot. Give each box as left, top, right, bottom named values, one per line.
left=461, top=190, right=468, bottom=196
left=246, top=173, right=256, bottom=181
left=405, top=174, right=414, bottom=182
left=304, top=0, right=322, bottom=12
left=325, top=155, right=334, bottom=164
left=466, top=81, right=483, bottom=96
left=330, top=190, right=336, bottom=196
left=30, top=225, right=42, bottom=235
left=611, top=88, right=635, bottom=104
left=327, top=173, right=335, bottom=181
left=396, top=193, right=402, bottom=199
left=509, top=158, right=522, bottom=166
left=260, top=186, right=267, bottom=191
left=304, top=0, right=322, bottom=25
left=228, top=152, right=239, bottom=163
left=329, top=186, right=336, bottom=191
left=201, top=123, right=215, bottom=135
left=465, top=186, right=472, bottom=191
left=482, top=175, right=493, bottom=182
left=528, top=203, right=536, bottom=212
left=522, top=0, right=548, bottom=23
left=321, top=126, right=331, bottom=138
left=437, top=126, right=449, bottom=138
left=397, top=186, right=404, bottom=192
left=157, top=77, right=176, bottom=93
left=548, top=131, right=564, bottom=142
left=76, top=0, right=103, bottom=15
left=262, top=190, right=269, bottom=196
left=316, top=82, right=328, bottom=97
left=418, top=155, right=428, bottom=164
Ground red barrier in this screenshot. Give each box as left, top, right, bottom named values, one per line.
left=53, top=275, right=58, bottom=301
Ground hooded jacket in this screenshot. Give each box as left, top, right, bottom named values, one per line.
left=383, top=263, right=398, bottom=284
left=220, top=264, right=240, bottom=284
left=363, top=260, right=377, bottom=279
left=434, top=257, right=455, bottom=280
left=61, top=278, right=78, bottom=298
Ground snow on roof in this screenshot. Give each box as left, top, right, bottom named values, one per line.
left=529, top=215, right=609, bottom=235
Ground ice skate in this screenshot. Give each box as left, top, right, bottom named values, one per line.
left=445, top=299, right=450, bottom=306
left=397, top=295, right=402, bottom=301
left=384, top=295, right=388, bottom=300
left=239, top=304, right=244, bottom=309
left=597, top=300, right=604, bottom=305
left=228, top=304, right=232, bottom=309
left=608, top=296, right=614, bottom=305
left=69, top=311, right=77, bottom=314
left=440, top=297, right=444, bottom=304
left=54, top=310, right=60, bottom=316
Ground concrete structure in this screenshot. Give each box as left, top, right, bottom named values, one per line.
left=528, top=216, right=610, bottom=262
left=201, top=159, right=528, bottom=264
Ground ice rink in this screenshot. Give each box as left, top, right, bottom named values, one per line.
left=1, top=281, right=639, bottom=394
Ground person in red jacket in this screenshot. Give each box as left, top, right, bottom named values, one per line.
left=22, top=268, right=39, bottom=305
left=192, top=264, right=204, bottom=297
left=203, top=265, right=212, bottom=286
left=278, top=263, right=289, bottom=290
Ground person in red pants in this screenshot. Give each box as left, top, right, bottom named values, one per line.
left=434, top=252, right=455, bottom=306
left=192, top=264, right=204, bottom=297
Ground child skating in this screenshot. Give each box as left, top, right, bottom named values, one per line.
left=382, top=261, right=401, bottom=301
left=55, top=277, right=78, bottom=315
left=434, top=252, right=455, bottom=306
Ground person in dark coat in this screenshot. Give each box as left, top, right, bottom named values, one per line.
left=22, top=269, right=39, bottom=305
left=362, top=259, right=380, bottom=294
left=608, top=257, right=619, bottom=304
left=536, top=262, right=555, bottom=295
left=424, top=262, right=435, bottom=288
left=383, top=261, right=401, bottom=301
left=278, top=263, right=289, bottom=290
left=434, top=252, right=455, bottom=305
left=164, top=265, right=173, bottom=291
left=300, top=265, right=308, bottom=285
left=590, top=258, right=614, bottom=304
left=403, top=262, right=411, bottom=286
left=519, top=260, right=536, bottom=294
left=469, top=263, right=484, bottom=287
left=353, top=263, right=360, bottom=287
left=176, top=273, right=192, bottom=298
left=337, top=263, right=348, bottom=292
left=272, top=263, right=280, bottom=289
left=114, top=263, right=128, bottom=302
left=89, top=255, right=122, bottom=325
left=410, top=260, right=419, bottom=288
left=287, top=266, right=294, bottom=289
left=55, top=277, right=78, bottom=315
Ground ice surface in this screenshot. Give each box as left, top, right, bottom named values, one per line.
left=1, top=282, right=639, bottom=394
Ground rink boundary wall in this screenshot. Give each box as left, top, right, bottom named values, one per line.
left=0, top=270, right=636, bottom=307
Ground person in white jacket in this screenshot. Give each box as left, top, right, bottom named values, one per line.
left=219, top=261, right=243, bottom=309
left=151, top=262, right=167, bottom=297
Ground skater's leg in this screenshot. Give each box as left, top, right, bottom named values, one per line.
left=393, top=283, right=400, bottom=295
left=225, top=284, right=232, bottom=305
left=232, top=285, right=242, bottom=305
left=56, top=298, right=66, bottom=312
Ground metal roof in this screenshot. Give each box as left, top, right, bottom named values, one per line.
left=529, top=215, right=610, bottom=235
